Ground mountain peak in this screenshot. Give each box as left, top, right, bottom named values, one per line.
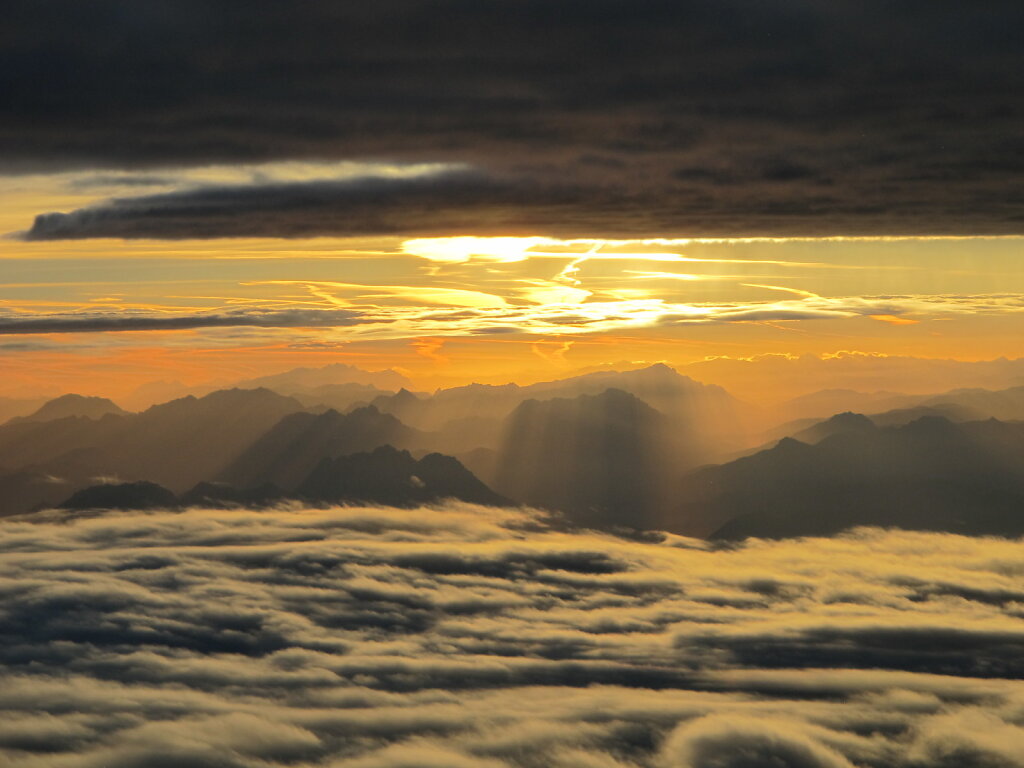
left=774, top=436, right=810, bottom=452
left=18, top=394, right=127, bottom=423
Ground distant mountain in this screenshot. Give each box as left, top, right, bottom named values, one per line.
left=682, top=416, right=1024, bottom=540
left=60, top=481, right=178, bottom=511
left=492, top=388, right=677, bottom=529
left=110, top=388, right=306, bottom=491
left=776, top=389, right=917, bottom=421
left=775, top=383, right=1024, bottom=429
left=747, top=411, right=879, bottom=455
left=755, top=400, right=999, bottom=453
left=121, top=380, right=203, bottom=411
left=0, top=414, right=126, bottom=476
left=48, top=445, right=504, bottom=512
left=868, top=403, right=982, bottom=428
left=288, top=382, right=391, bottom=412
left=785, top=411, right=876, bottom=445
left=372, top=363, right=748, bottom=460
left=235, top=363, right=412, bottom=395
left=370, top=388, right=430, bottom=425
left=12, top=394, right=127, bottom=423
left=918, top=385, right=1024, bottom=422
left=0, top=388, right=306, bottom=514
left=219, top=405, right=420, bottom=491
left=298, top=445, right=507, bottom=507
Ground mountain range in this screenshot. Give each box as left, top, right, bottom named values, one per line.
left=689, top=414, right=1024, bottom=539
left=4, top=361, right=1024, bottom=541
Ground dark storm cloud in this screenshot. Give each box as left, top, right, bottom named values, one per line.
left=2, top=505, right=1024, bottom=766
left=21, top=169, right=591, bottom=241
left=4, top=0, right=1023, bottom=236
left=0, top=308, right=373, bottom=334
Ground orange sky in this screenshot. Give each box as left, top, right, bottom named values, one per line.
left=2, top=168, right=1024, bottom=402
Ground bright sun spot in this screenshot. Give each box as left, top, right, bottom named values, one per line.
left=402, top=236, right=559, bottom=263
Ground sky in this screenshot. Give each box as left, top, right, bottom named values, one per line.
left=2, top=1, right=1023, bottom=400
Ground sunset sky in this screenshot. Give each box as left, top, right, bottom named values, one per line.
left=2, top=1, right=1022, bottom=401
left=5, top=6, right=1024, bottom=767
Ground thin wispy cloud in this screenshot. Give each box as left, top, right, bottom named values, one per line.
left=2, top=292, right=1022, bottom=340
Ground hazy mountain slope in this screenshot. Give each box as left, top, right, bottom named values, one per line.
left=492, top=388, right=677, bottom=529
left=289, top=382, right=391, bottom=412
left=12, top=394, right=127, bottom=423
left=776, top=389, right=918, bottom=421
left=235, top=363, right=411, bottom=394
left=0, top=388, right=306, bottom=507
left=372, top=363, right=750, bottom=459
left=219, top=405, right=420, bottom=491
left=102, top=388, right=306, bottom=492
left=920, top=385, right=1024, bottom=422
left=687, top=416, right=1024, bottom=540
left=0, top=414, right=126, bottom=471
left=775, top=383, right=1024, bottom=430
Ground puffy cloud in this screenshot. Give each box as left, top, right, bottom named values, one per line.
left=0, top=505, right=1023, bottom=766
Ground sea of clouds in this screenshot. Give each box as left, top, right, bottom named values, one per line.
left=1, top=503, right=1023, bottom=767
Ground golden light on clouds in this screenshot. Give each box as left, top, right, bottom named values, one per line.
left=402, top=236, right=557, bottom=263
left=1, top=224, right=1023, bottom=397
left=870, top=314, right=921, bottom=325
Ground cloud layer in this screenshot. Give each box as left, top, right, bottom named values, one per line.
left=4, top=1, right=1023, bottom=236
left=2, top=291, right=1021, bottom=340
left=1, top=503, right=1023, bottom=767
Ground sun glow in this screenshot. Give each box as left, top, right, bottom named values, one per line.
left=402, top=236, right=560, bottom=264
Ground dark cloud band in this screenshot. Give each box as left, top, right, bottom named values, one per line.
left=3, top=1, right=1023, bottom=236
left=0, top=309, right=371, bottom=334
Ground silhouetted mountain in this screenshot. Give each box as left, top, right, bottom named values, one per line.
left=493, top=389, right=676, bottom=529
left=289, top=382, right=391, bottom=412
left=918, top=385, right=1024, bottom=422
left=751, top=411, right=877, bottom=452
left=298, top=445, right=507, bottom=507
left=869, top=403, right=982, bottom=428
left=370, top=388, right=429, bottom=424
left=107, top=388, right=307, bottom=491
left=371, top=364, right=748, bottom=460
left=0, top=414, right=123, bottom=475
left=776, top=389, right=917, bottom=421
left=775, top=383, right=1024, bottom=430
left=787, top=411, right=876, bottom=444
left=60, top=481, right=178, bottom=511
left=0, top=388, right=306, bottom=513
left=683, top=416, right=1024, bottom=540
left=12, top=394, right=128, bottom=423
left=220, top=405, right=419, bottom=490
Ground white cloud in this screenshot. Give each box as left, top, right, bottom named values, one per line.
left=0, top=505, right=1022, bottom=766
